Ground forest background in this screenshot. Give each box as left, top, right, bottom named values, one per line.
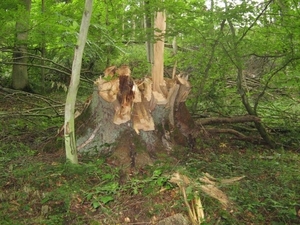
left=0, top=0, right=299, bottom=224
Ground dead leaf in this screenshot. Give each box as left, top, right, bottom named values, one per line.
left=200, top=184, right=230, bottom=208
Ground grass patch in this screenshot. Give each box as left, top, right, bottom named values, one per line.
left=183, top=148, right=300, bottom=224
left=1, top=145, right=299, bottom=224
left=0, top=93, right=299, bottom=224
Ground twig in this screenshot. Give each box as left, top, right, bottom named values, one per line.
left=198, top=115, right=260, bottom=125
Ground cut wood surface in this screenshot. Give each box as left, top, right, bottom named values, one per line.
left=152, top=11, right=166, bottom=93
left=95, top=65, right=191, bottom=134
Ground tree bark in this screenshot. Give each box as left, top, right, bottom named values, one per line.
left=40, top=0, right=46, bottom=93
left=12, top=0, right=31, bottom=91
left=75, top=66, right=194, bottom=170
left=64, top=0, right=93, bottom=164
left=144, top=0, right=153, bottom=69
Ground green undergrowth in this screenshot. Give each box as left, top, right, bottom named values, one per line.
left=0, top=140, right=299, bottom=224
left=0, top=108, right=299, bottom=224
left=183, top=147, right=300, bottom=224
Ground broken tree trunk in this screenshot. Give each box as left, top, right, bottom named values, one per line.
left=75, top=65, right=194, bottom=170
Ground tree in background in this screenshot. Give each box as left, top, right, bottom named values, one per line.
left=1, top=0, right=300, bottom=148
left=11, top=0, right=31, bottom=91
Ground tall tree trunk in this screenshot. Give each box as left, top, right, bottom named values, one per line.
left=152, top=10, right=166, bottom=102
left=236, top=67, right=275, bottom=147
left=64, top=0, right=93, bottom=164
left=40, top=0, right=46, bottom=93
left=12, top=0, right=31, bottom=91
left=144, top=0, right=153, bottom=70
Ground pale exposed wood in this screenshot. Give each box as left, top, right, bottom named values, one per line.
left=113, top=66, right=135, bottom=124
left=200, top=184, right=230, bottom=208
left=152, top=91, right=167, bottom=104
left=166, top=84, right=180, bottom=126
left=95, top=78, right=119, bottom=102
left=159, top=79, right=169, bottom=97
left=97, top=65, right=191, bottom=134
left=96, top=66, right=135, bottom=124
left=176, top=75, right=191, bottom=103
left=169, top=172, right=204, bottom=225
left=132, top=102, right=155, bottom=134
left=172, top=60, right=177, bottom=79
left=147, top=93, right=157, bottom=112
left=116, top=65, right=131, bottom=76
left=152, top=11, right=166, bottom=93
left=141, top=77, right=153, bottom=101
left=104, top=65, right=117, bottom=77
left=113, top=105, right=131, bottom=125
left=133, top=82, right=142, bottom=103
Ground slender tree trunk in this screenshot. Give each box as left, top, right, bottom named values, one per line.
left=144, top=0, right=153, bottom=70
left=225, top=13, right=275, bottom=148
left=40, top=0, right=46, bottom=93
left=12, top=0, right=31, bottom=90
left=236, top=67, right=275, bottom=147
left=192, top=20, right=225, bottom=113
left=64, top=0, right=93, bottom=164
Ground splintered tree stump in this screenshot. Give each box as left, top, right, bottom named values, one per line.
left=75, top=66, right=195, bottom=170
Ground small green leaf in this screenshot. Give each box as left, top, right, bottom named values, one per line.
left=86, top=193, right=93, bottom=201
left=152, top=169, right=162, bottom=178
left=100, top=195, right=114, bottom=204
left=72, top=20, right=79, bottom=28
left=92, top=201, right=100, bottom=209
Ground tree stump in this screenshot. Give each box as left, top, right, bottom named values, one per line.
left=75, top=66, right=196, bottom=171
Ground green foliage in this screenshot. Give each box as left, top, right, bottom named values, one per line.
left=1, top=0, right=300, bottom=222
left=1, top=140, right=299, bottom=224
left=84, top=166, right=172, bottom=211
left=184, top=149, right=300, bottom=224
left=113, top=45, right=149, bottom=78
left=126, top=168, right=173, bottom=196
left=1, top=0, right=299, bottom=145
left=84, top=167, right=120, bottom=209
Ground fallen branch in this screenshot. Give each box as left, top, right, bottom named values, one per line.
left=205, top=128, right=256, bottom=141
left=198, top=115, right=260, bottom=126
left=170, top=172, right=204, bottom=225
left=0, top=86, right=67, bottom=117
left=0, top=105, right=65, bottom=118
left=169, top=172, right=245, bottom=224
left=0, top=85, right=63, bottom=104
left=1, top=62, right=91, bottom=83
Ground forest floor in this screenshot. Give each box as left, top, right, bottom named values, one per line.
left=0, top=89, right=300, bottom=225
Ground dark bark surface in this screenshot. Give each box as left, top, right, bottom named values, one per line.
left=75, top=85, right=194, bottom=170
